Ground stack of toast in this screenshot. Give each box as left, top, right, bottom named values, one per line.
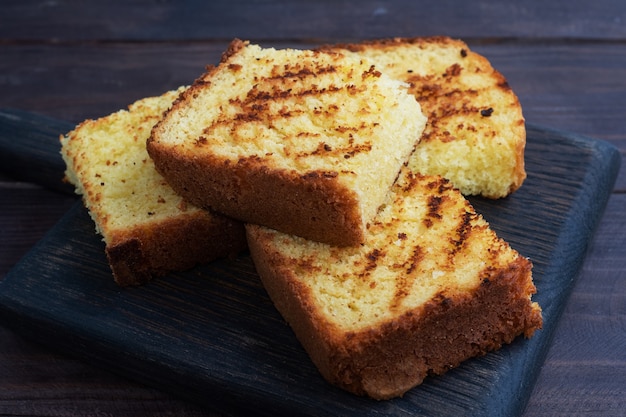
left=61, top=36, right=542, bottom=399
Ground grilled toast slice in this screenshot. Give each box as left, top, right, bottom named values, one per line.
left=61, top=89, right=247, bottom=286
left=246, top=167, right=542, bottom=399
left=147, top=39, right=427, bottom=247
left=320, top=36, right=526, bottom=198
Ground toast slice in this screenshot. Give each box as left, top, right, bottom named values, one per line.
left=320, top=36, right=526, bottom=198
left=246, top=167, right=542, bottom=399
left=147, top=39, right=427, bottom=247
left=61, top=88, right=247, bottom=286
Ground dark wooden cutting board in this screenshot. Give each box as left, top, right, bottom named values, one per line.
left=0, top=109, right=621, bottom=416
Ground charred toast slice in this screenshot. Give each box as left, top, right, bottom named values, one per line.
left=246, top=167, right=542, bottom=399
left=61, top=89, right=247, bottom=286
left=147, top=39, right=427, bottom=246
left=321, top=37, right=526, bottom=198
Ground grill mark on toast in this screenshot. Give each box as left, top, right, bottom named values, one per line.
left=350, top=241, right=427, bottom=313
left=196, top=63, right=380, bottom=162
left=301, top=133, right=373, bottom=160
left=304, top=139, right=373, bottom=159
left=449, top=210, right=475, bottom=258
left=389, top=244, right=424, bottom=311
left=268, top=63, right=339, bottom=80
left=349, top=247, right=386, bottom=288
left=424, top=194, right=444, bottom=228
left=365, top=248, right=383, bottom=272
left=401, top=61, right=501, bottom=144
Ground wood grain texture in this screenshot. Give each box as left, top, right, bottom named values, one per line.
left=2, top=0, right=625, bottom=41
left=524, top=194, right=626, bottom=416
left=0, top=109, right=75, bottom=194
left=0, top=185, right=75, bottom=274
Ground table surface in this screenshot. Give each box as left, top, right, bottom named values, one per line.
left=1, top=1, right=625, bottom=416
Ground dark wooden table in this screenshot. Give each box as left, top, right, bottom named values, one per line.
left=1, top=1, right=625, bottom=416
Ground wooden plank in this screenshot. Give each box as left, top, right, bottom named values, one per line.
left=0, top=185, right=75, bottom=276
left=523, top=194, right=626, bottom=415
left=1, top=42, right=624, bottom=138
left=0, top=324, right=210, bottom=416
left=0, top=43, right=230, bottom=123
left=2, top=0, right=626, bottom=41
left=0, top=110, right=76, bottom=194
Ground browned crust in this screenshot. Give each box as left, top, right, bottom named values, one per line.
left=147, top=143, right=365, bottom=247
left=318, top=35, right=462, bottom=52
left=247, top=225, right=542, bottom=399
left=106, top=210, right=246, bottom=286
left=220, top=37, right=248, bottom=61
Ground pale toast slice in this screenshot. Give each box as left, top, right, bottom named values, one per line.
left=61, top=89, right=247, bottom=286
left=148, top=39, right=427, bottom=247
left=246, top=167, right=542, bottom=399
